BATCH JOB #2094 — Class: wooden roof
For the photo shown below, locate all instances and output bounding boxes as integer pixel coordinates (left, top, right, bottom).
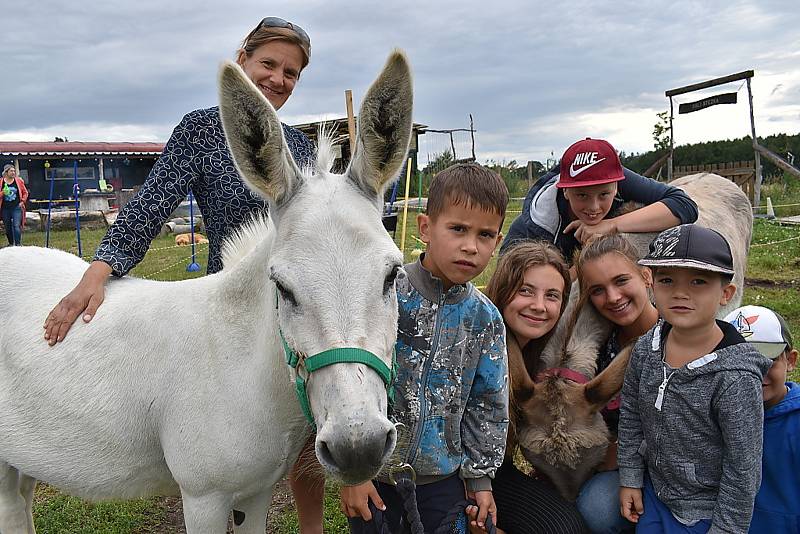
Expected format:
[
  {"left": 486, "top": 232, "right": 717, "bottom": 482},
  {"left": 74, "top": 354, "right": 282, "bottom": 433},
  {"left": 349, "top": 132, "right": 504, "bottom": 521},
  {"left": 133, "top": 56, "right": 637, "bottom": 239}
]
[{"left": 0, "top": 142, "right": 165, "bottom": 156}]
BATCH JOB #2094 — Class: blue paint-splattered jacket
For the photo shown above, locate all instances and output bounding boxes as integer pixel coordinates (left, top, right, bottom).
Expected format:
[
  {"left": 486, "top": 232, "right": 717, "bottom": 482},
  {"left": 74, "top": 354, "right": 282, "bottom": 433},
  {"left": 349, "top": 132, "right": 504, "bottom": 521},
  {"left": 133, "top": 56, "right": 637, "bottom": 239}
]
[
  {"left": 387, "top": 258, "right": 508, "bottom": 492},
  {"left": 94, "top": 106, "right": 314, "bottom": 276}
]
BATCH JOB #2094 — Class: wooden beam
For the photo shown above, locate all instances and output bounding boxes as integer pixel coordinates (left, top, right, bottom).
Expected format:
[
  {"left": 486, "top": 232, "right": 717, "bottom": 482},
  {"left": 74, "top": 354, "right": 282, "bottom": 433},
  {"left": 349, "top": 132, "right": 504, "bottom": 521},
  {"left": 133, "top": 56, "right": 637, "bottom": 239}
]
[
  {"left": 754, "top": 143, "right": 800, "bottom": 179},
  {"left": 665, "top": 70, "right": 754, "bottom": 97},
  {"left": 746, "top": 77, "right": 763, "bottom": 207},
  {"left": 345, "top": 90, "right": 356, "bottom": 154},
  {"left": 644, "top": 151, "right": 670, "bottom": 179}
]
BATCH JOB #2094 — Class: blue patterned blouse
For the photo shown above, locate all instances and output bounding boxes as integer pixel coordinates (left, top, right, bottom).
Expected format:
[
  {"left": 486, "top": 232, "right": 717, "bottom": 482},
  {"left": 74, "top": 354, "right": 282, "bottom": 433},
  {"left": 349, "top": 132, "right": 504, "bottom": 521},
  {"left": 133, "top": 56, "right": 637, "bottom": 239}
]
[{"left": 94, "top": 107, "right": 314, "bottom": 276}]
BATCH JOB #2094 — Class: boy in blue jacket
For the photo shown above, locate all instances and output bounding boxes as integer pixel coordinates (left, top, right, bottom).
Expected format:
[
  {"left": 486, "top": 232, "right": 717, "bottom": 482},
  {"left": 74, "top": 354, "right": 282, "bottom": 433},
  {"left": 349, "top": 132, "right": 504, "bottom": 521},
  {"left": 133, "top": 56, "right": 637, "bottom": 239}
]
[
  {"left": 724, "top": 305, "right": 799, "bottom": 532},
  {"left": 341, "top": 163, "right": 510, "bottom": 533}
]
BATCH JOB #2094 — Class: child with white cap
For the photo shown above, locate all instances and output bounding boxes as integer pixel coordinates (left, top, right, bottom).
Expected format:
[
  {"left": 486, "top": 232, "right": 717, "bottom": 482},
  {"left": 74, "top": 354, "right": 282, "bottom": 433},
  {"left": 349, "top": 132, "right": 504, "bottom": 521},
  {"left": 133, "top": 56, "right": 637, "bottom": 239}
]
[
  {"left": 617, "top": 224, "right": 772, "bottom": 533},
  {"left": 724, "top": 305, "right": 799, "bottom": 532}
]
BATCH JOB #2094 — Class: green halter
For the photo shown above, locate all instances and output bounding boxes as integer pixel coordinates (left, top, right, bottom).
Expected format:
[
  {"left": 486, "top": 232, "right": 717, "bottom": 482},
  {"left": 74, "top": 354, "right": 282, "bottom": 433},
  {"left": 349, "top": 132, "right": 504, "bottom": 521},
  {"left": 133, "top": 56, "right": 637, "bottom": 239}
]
[{"left": 279, "top": 328, "right": 397, "bottom": 428}]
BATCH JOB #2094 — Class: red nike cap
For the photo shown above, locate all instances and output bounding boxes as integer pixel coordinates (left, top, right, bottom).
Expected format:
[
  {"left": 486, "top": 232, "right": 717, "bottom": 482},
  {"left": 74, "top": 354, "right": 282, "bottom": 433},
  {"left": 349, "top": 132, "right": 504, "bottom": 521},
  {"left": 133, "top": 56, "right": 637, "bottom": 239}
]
[{"left": 557, "top": 138, "right": 626, "bottom": 188}]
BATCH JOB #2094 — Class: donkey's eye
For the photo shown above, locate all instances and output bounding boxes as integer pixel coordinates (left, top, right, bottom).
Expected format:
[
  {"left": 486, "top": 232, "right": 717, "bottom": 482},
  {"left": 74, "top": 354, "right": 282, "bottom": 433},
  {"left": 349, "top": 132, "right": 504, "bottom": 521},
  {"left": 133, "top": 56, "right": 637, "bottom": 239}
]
[
  {"left": 275, "top": 280, "right": 298, "bottom": 307},
  {"left": 384, "top": 265, "right": 400, "bottom": 295}
]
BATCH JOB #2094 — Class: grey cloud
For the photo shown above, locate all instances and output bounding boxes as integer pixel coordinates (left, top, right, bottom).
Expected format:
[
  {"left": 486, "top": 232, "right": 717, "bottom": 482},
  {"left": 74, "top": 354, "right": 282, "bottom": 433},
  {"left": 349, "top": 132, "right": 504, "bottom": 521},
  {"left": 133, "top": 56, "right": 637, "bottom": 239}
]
[{"left": 2, "top": 0, "right": 799, "bottom": 163}]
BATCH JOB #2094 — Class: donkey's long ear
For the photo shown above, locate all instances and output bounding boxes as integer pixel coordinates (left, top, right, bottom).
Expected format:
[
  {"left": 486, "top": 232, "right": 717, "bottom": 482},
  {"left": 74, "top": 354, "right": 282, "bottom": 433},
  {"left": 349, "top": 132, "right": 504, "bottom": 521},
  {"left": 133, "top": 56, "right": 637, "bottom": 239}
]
[
  {"left": 584, "top": 345, "right": 633, "bottom": 411},
  {"left": 507, "top": 334, "right": 536, "bottom": 403},
  {"left": 347, "top": 50, "right": 413, "bottom": 198},
  {"left": 218, "top": 61, "right": 303, "bottom": 206}
]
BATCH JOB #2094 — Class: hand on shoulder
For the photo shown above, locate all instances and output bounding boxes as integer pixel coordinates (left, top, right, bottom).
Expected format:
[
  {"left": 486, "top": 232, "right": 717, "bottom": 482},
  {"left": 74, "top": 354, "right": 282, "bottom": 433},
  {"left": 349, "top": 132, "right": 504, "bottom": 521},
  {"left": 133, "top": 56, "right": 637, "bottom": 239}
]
[{"left": 563, "top": 218, "right": 618, "bottom": 244}]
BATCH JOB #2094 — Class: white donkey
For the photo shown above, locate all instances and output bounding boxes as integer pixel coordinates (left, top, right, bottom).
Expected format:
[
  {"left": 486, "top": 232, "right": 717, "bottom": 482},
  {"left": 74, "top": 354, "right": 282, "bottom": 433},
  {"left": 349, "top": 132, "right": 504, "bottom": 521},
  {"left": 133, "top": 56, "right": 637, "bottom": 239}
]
[{"left": 0, "top": 51, "right": 414, "bottom": 533}]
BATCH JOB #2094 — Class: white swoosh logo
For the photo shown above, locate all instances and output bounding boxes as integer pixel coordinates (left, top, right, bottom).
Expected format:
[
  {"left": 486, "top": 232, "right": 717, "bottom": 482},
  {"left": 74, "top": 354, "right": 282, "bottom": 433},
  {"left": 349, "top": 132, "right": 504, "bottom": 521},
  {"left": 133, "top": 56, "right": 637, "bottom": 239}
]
[{"left": 569, "top": 157, "right": 606, "bottom": 178}]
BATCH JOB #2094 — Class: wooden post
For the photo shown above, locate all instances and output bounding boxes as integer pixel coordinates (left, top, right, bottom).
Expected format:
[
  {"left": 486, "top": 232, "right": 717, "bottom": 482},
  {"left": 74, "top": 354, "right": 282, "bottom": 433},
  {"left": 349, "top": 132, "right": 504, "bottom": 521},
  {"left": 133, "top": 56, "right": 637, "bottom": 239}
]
[
  {"left": 345, "top": 89, "right": 356, "bottom": 156},
  {"left": 746, "top": 77, "right": 762, "bottom": 207},
  {"left": 469, "top": 114, "right": 476, "bottom": 161},
  {"left": 399, "top": 158, "right": 413, "bottom": 255},
  {"left": 526, "top": 161, "right": 534, "bottom": 189},
  {"left": 668, "top": 96, "right": 674, "bottom": 181}
]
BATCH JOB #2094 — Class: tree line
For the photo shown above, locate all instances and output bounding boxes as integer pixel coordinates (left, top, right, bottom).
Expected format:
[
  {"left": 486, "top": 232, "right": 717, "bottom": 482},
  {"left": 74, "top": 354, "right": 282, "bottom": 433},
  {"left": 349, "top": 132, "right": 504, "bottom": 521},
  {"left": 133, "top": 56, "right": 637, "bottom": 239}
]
[
  {"left": 621, "top": 132, "right": 800, "bottom": 179},
  {"left": 412, "top": 132, "right": 799, "bottom": 202}
]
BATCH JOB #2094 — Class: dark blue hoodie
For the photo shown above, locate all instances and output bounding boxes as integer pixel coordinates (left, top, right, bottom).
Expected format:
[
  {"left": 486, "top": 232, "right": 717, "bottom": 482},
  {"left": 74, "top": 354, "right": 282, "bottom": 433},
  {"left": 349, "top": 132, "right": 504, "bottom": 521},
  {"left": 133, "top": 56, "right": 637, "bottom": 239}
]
[
  {"left": 501, "top": 166, "right": 698, "bottom": 261},
  {"left": 750, "top": 381, "right": 800, "bottom": 532}
]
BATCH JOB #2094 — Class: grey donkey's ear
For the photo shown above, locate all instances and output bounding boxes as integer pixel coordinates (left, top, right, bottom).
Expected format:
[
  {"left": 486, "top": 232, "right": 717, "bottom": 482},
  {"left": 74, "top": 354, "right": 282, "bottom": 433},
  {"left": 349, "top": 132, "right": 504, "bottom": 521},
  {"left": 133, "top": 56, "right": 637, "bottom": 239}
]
[
  {"left": 347, "top": 50, "right": 413, "bottom": 198},
  {"left": 218, "top": 60, "right": 303, "bottom": 206},
  {"left": 584, "top": 345, "right": 633, "bottom": 411}
]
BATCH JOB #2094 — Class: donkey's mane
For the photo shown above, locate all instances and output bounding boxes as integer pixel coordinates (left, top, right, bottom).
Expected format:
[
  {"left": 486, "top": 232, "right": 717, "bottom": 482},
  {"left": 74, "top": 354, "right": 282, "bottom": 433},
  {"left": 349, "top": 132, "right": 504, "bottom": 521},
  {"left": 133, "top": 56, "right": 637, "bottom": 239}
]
[
  {"left": 314, "top": 127, "right": 336, "bottom": 175},
  {"left": 221, "top": 213, "right": 272, "bottom": 270}
]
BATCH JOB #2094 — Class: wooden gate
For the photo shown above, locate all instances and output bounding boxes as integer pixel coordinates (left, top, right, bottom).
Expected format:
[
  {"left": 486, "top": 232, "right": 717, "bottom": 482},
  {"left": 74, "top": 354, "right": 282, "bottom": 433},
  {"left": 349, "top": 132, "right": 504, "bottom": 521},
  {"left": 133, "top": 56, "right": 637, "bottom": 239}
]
[{"left": 673, "top": 161, "right": 756, "bottom": 203}]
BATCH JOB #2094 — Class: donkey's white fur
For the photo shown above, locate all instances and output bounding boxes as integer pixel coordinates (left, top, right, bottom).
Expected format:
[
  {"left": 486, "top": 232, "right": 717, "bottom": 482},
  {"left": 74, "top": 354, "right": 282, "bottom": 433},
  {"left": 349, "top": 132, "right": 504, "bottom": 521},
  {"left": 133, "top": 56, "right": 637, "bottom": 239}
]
[{"left": 0, "top": 50, "right": 414, "bottom": 534}]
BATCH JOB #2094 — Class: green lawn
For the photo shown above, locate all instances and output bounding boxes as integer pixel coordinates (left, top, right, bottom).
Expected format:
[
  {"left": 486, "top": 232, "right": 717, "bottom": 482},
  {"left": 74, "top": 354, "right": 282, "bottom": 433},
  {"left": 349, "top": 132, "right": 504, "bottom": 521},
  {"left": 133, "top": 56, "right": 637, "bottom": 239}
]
[
  {"left": 32, "top": 485, "right": 167, "bottom": 534},
  {"left": 3, "top": 190, "right": 799, "bottom": 533}
]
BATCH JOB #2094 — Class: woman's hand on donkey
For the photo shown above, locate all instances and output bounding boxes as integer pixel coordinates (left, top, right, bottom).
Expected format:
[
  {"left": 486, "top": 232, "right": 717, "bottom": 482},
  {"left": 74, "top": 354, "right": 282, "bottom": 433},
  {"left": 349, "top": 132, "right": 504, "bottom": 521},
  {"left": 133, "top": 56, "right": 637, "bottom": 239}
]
[
  {"left": 43, "top": 260, "right": 112, "bottom": 345},
  {"left": 340, "top": 481, "right": 386, "bottom": 521}
]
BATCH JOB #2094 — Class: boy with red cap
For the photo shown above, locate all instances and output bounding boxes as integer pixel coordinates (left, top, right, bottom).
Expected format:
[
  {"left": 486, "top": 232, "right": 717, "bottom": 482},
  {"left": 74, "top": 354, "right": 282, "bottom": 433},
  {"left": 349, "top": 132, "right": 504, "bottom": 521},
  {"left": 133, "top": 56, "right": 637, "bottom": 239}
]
[{"left": 502, "top": 138, "right": 698, "bottom": 263}]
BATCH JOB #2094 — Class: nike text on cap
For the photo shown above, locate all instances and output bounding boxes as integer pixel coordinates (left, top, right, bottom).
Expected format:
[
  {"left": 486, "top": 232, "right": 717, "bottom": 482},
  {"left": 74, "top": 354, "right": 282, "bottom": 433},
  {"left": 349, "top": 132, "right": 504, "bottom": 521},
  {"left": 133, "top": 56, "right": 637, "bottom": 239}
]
[
  {"left": 638, "top": 224, "right": 735, "bottom": 276},
  {"left": 557, "top": 138, "right": 626, "bottom": 188},
  {"left": 723, "top": 305, "right": 793, "bottom": 359}
]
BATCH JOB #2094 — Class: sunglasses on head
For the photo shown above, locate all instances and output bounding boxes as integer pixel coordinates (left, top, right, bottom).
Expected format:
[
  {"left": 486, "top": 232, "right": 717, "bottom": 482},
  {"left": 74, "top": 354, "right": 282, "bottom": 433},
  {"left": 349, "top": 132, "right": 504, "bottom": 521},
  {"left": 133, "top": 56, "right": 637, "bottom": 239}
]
[{"left": 245, "top": 17, "right": 311, "bottom": 49}]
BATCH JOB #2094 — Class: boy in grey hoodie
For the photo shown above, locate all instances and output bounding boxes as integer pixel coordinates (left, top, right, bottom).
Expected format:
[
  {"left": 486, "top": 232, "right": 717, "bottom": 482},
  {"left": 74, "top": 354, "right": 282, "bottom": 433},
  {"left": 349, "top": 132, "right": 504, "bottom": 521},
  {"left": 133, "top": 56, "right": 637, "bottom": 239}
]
[{"left": 618, "top": 224, "right": 772, "bottom": 533}]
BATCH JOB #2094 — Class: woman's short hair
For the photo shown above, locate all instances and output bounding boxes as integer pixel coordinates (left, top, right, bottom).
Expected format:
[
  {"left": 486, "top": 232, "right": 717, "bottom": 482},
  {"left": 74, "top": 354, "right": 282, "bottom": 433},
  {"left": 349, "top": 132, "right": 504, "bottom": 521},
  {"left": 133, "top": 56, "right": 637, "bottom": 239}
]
[{"left": 240, "top": 25, "right": 311, "bottom": 70}]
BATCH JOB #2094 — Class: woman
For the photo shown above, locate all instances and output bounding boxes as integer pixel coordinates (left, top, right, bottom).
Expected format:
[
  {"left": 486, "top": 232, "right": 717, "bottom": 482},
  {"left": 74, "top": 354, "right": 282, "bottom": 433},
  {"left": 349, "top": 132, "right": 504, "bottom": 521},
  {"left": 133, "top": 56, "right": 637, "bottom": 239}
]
[
  {"left": 468, "top": 241, "right": 588, "bottom": 534},
  {"left": 1, "top": 164, "right": 28, "bottom": 246},
  {"left": 573, "top": 233, "right": 660, "bottom": 533},
  {"left": 44, "top": 16, "right": 313, "bottom": 339},
  {"left": 42, "top": 17, "right": 323, "bottom": 534},
  {"left": 501, "top": 138, "right": 698, "bottom": 267}
]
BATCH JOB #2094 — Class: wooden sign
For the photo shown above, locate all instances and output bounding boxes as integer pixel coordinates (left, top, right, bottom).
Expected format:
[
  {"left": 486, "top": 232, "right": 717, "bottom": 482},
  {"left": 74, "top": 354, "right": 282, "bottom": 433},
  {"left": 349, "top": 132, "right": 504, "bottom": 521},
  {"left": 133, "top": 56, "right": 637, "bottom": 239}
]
[{"left": 678, "top": 92, "right": 738, "bottom": 114}]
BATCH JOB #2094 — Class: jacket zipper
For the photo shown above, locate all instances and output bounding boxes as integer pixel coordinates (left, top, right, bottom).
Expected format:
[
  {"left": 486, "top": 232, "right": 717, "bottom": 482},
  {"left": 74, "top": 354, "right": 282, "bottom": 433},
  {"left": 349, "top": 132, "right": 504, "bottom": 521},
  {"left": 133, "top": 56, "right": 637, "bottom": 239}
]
[{"left": 406, "top": 287, "right": 446, "bottom": 467}]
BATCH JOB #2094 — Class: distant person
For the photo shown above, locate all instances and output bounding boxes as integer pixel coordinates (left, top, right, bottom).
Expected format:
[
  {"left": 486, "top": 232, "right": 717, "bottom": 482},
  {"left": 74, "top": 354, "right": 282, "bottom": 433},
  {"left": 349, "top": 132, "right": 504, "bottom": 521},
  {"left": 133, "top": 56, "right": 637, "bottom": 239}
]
[
  {"left": 618, "top": 224, "right": 772, "bottom": 533},
  {"left": 1, "top": 164, "right": 28, "bottom": 246},
  {"left": 501, "top": 138, "right": 698, "bottom": 268},
  {"left": 723, "top": 305, "right": 800, "bottom": 533},
  {"left": 42, "top": 17, "right": 324, "bottom": 534}
]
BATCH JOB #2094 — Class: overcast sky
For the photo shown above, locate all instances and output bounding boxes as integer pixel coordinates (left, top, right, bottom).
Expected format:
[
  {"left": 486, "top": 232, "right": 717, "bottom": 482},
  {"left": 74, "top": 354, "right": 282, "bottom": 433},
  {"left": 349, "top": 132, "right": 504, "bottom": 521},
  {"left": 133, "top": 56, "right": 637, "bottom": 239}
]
[{"left": 2, "top": 0, "right": 799, "bottom": 166}]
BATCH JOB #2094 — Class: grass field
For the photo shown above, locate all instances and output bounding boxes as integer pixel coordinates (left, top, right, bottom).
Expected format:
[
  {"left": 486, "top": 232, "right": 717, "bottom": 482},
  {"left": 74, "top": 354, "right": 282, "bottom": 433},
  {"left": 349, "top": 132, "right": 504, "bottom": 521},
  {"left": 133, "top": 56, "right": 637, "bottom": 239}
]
[{"left": 2, "top": 183, "right": 799, "bottom": 533}]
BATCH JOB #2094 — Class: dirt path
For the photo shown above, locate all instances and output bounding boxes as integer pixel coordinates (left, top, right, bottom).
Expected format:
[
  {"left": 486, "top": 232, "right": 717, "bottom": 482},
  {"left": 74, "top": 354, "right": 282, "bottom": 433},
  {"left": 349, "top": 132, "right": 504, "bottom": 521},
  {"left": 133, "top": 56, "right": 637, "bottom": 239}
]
[{"left": 745, "top": 277, "right": 798, "bottom": 290}]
